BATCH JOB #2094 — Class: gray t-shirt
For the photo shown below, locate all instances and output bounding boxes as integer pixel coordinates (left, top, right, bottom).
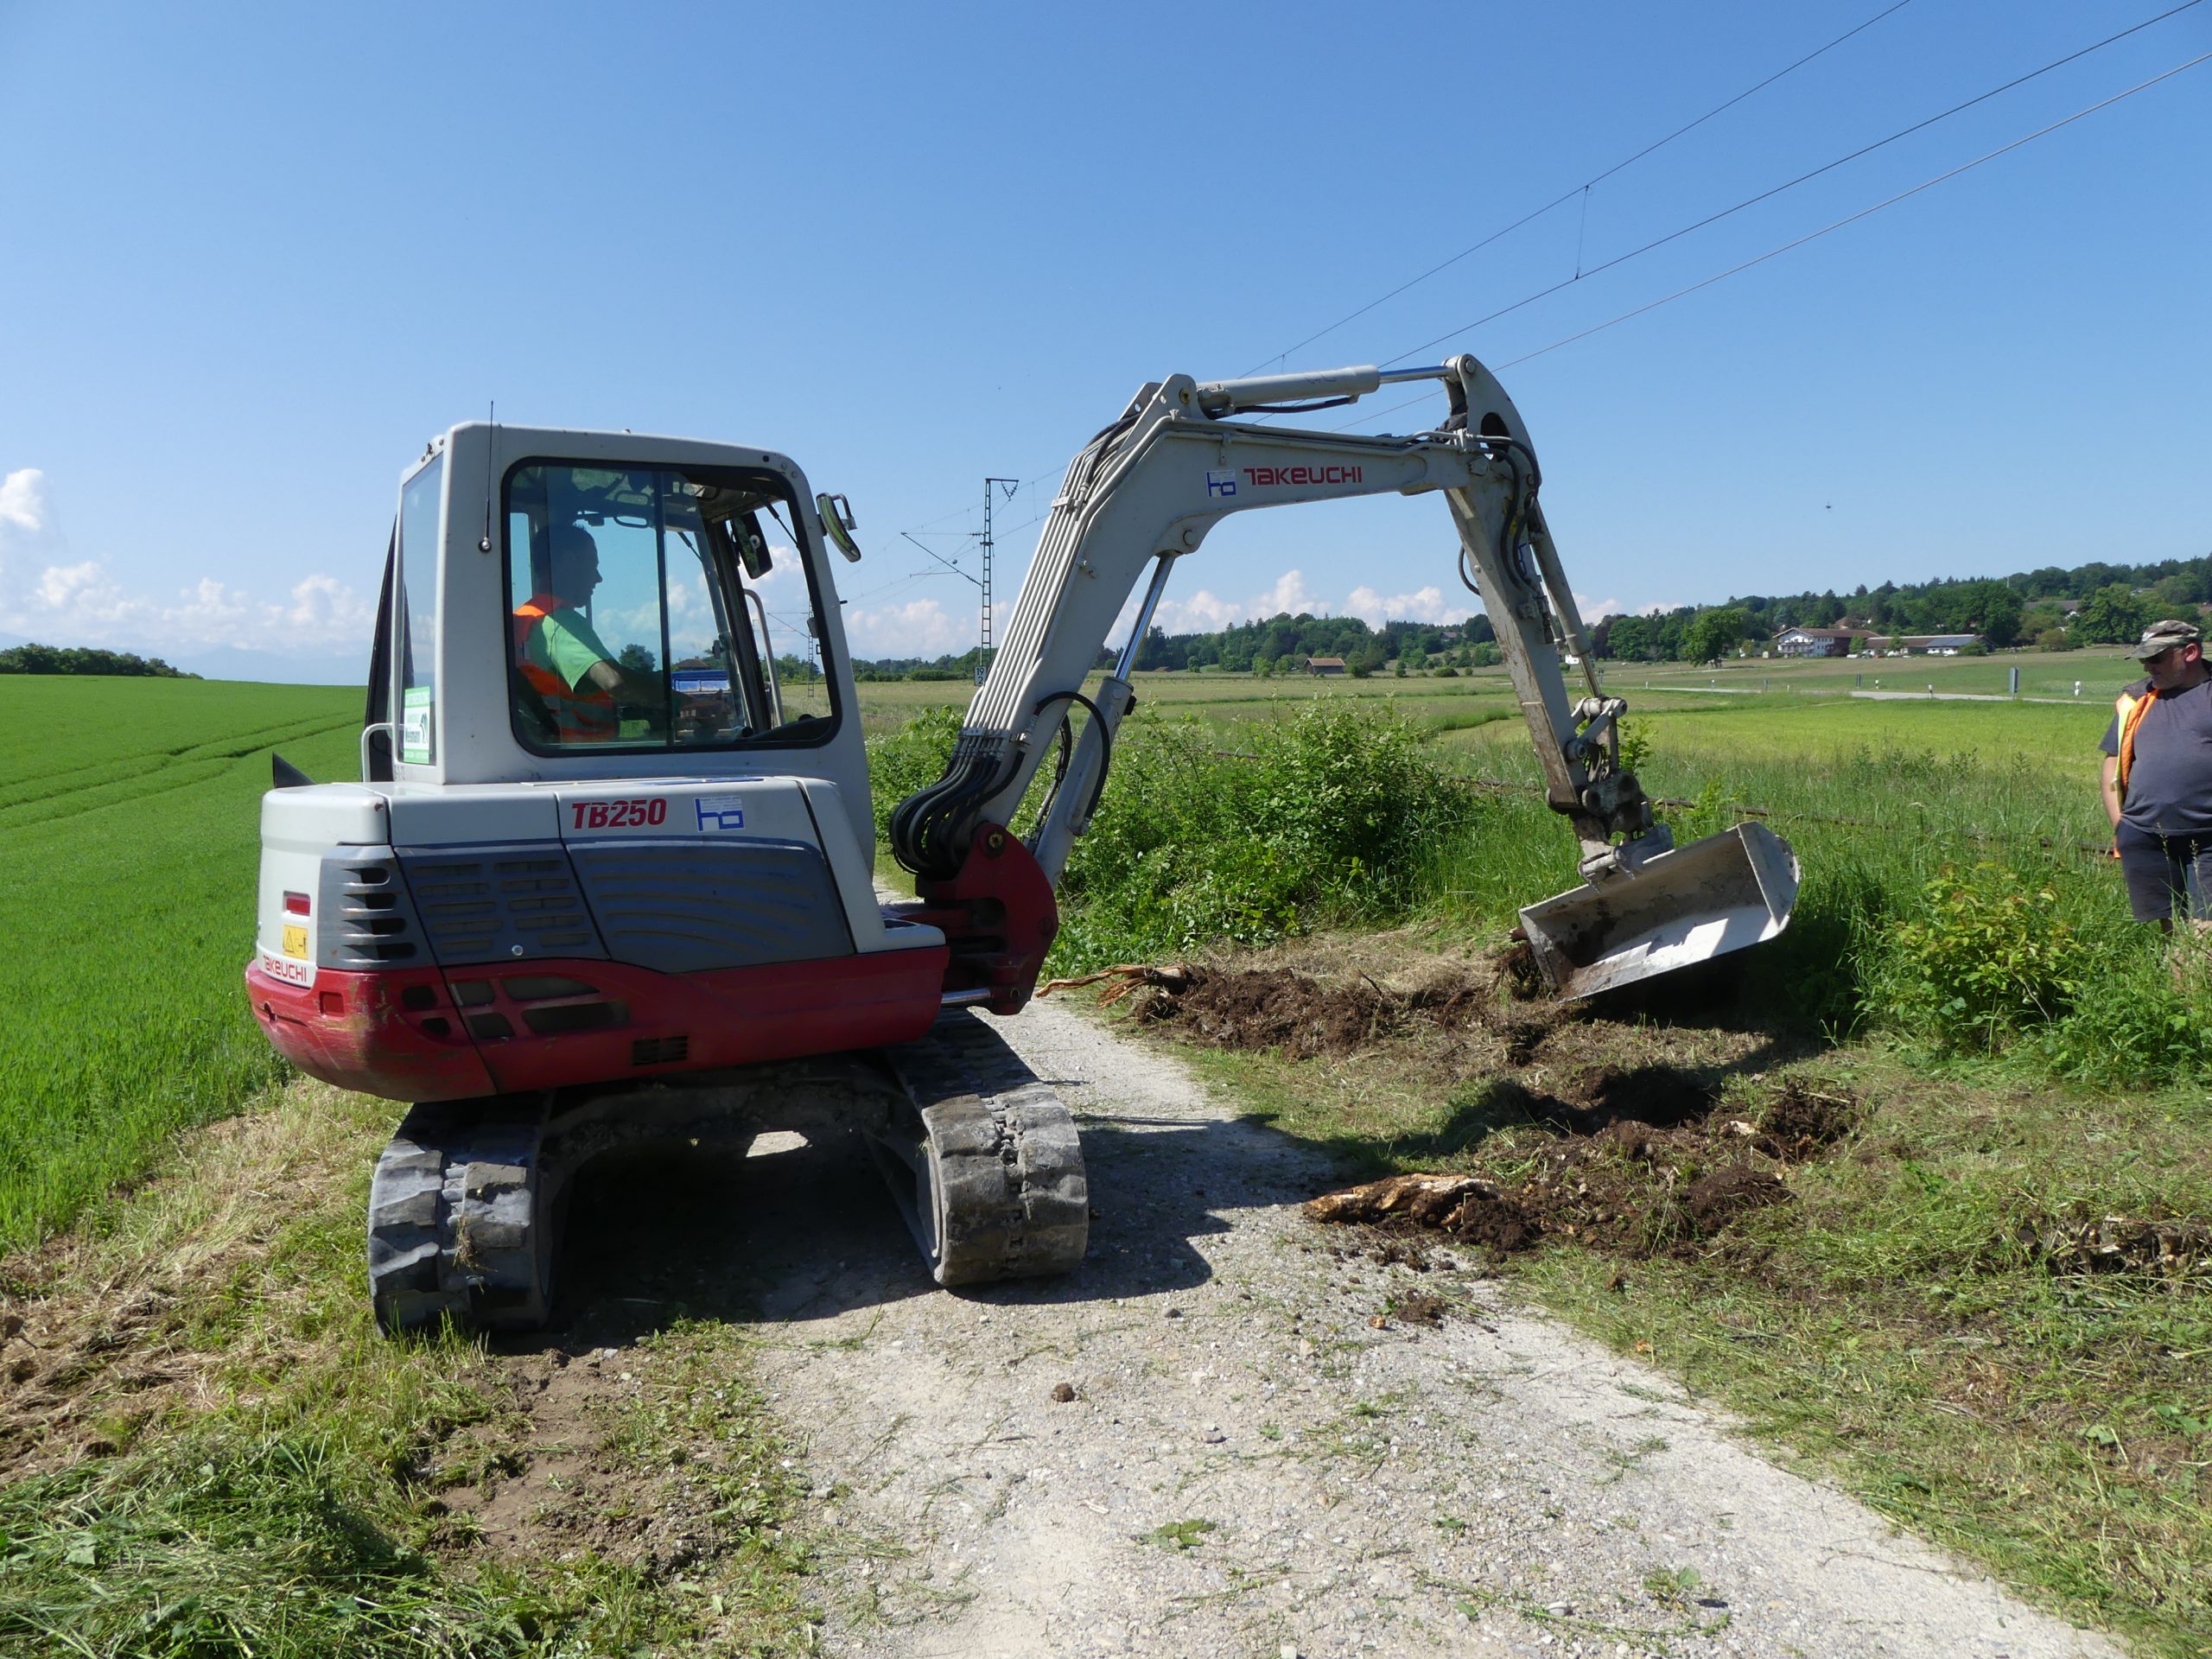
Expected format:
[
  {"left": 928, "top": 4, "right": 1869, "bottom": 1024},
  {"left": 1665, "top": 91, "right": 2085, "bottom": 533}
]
[{"left": 2101, "top": 675, "right": 2212, "bottom": 836}]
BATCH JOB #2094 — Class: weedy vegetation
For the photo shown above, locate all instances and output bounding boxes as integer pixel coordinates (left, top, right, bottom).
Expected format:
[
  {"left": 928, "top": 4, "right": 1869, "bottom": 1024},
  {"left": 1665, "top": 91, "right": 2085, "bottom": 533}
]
[
  {"left": 0, "top": 1083, "right": 816, "bottom": 1657},
  {"left": 854, "top": 664, "right": 2212, "bottom": 1655}
]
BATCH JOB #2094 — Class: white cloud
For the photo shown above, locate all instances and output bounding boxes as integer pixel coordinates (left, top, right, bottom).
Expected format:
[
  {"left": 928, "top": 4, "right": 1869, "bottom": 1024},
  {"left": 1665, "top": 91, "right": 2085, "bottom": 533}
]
[
  {"left": 0, "top": 467, "right": 54, "bottom": 536},
  {"left": 1255, "top": 569, "right": 1322, "bottom": 619},
  {"left": 1575, "top": 594, "right": 1623, "bottom": 620},
  {"left": 1344, "top": 583, "right": 1452, "bottom": 627},
  {"left": 0, "top": 467, "right": 377, "bottom": 656},
  {"left": 281, "top": 574, "right": 378, "bottom": 638},
  {"left": 1151, "top": 587, "right": 1244, "bottom": 635},
  {"left": 842, "top": 596, "right": 969, "bottom": 659}
]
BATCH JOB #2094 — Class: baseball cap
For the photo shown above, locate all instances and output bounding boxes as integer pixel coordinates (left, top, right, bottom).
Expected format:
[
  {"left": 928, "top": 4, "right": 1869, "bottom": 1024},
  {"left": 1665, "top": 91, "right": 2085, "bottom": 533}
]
[{"left": 2131, "top": 619, "right": 2203, "bottom": 659}]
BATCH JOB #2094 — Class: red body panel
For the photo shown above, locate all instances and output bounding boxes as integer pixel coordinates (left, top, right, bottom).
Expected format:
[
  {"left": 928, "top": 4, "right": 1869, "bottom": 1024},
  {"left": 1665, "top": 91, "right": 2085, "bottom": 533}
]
[
  {"left": 246, "top": 962, "right": 496, "bottom": 1101},
  {"left": 246, "top": 944, "right": 950, "bottom": 1103},
  {"left": 904, "top": 823, "right": 1059, "bottom": 1016}
]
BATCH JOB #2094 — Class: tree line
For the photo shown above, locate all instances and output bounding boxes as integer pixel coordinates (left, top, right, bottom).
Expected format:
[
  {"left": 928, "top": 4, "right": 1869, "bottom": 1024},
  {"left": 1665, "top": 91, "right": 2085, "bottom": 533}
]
[
  {"left": 916, "top": 548, "right": 2207, "bottom": 677},
  {"left": 0, "top": 644, "right": 196, "bottom": 677},
  {"left": 1597, "top": 551, "right": 2209, "bottom": 662}
]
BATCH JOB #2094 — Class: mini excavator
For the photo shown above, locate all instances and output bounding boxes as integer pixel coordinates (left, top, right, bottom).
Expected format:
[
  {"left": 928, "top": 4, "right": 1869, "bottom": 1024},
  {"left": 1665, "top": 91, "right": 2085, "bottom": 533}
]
[{"left": 245, "top": 356, "right": 1798, "bottom": 1332}]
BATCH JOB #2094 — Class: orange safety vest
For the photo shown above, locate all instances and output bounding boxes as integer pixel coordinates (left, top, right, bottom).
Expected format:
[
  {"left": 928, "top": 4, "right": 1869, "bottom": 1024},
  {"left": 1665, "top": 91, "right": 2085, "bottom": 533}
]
[
  {"left": 2113, "top": 683, "right": 2158, "bottom": 798},
  {"left": 512, "top": 595, "right": 619, "bottom": 742}
]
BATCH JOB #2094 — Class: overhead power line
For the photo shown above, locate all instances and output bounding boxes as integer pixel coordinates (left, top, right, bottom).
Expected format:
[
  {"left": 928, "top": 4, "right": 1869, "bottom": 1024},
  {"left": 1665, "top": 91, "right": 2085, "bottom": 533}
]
[
  {"left": 892, "top": 3, "right": 2202, "bottom": 582},
  {"left": 899, "top": 7, "right": 1924, "bottom": 550},
  {"left": 1374, "top": 0, "right": 2206, "bottom": 370},
  {"left": 1491, "top": 51, "right": 2212, "bottom": 372},
  {"left": 1236, "top": 0, "right": 1920, "bottom": 375},
  {"left": 1329, "top": 48, "right": 2212, "bottom": 431}
]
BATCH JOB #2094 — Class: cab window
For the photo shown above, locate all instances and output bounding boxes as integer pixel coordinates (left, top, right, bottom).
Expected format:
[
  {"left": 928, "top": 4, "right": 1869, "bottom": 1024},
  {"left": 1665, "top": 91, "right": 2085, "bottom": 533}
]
[
  {"left": 503, "top": 462, "right": 836, "bottom": 753},
  {"left": 396, "top": 455, "right": 442, "bottom": 764}
]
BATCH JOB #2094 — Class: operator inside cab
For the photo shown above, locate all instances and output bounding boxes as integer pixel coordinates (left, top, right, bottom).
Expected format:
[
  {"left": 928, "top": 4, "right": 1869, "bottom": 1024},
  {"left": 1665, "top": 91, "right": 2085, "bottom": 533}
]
[{"left": 512, "top": 524, "right": 666, "bottom": 742}]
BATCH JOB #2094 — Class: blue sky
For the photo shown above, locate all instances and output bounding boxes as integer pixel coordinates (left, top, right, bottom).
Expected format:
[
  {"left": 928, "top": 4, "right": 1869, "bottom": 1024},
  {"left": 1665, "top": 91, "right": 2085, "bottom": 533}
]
[{"left": 2, "top": 0, "right": 2206, "bottom": 681}]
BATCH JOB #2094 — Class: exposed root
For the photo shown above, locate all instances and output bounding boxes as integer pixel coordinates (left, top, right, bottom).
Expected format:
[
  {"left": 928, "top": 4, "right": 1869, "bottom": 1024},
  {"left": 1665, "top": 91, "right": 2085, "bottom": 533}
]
[{"left": 1038, "top": 963, "right": 1195, "bottom": 1007}]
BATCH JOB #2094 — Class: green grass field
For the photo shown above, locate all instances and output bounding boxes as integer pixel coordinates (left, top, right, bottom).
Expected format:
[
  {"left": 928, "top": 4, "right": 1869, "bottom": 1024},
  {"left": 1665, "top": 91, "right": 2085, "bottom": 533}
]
[{"left": 0, "top": 679, "right": 360, "bottom": 1251}]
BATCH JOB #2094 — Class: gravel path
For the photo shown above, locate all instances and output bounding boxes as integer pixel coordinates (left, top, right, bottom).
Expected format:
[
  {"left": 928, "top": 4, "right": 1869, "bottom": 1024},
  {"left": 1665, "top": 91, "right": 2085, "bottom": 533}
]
[{"left": 722, "top": 998, "right": 2120, "bottom": 1659}]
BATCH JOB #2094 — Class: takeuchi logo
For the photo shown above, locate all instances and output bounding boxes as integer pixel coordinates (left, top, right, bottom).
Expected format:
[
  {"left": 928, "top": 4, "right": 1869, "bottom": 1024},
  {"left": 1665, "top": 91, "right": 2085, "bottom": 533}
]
[{"left": 1243, "top": 464, "right": 1362, "bottom": 487}]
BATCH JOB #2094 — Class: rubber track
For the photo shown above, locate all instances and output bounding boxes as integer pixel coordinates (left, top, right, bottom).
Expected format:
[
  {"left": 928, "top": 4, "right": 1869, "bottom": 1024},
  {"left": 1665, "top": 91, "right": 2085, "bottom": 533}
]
[
  {"left": 367, "top": 1099, "right": 551, "bottom": 1334},
  {"left": 887, "top": 1011, "right": 1089, "bottom": 1286}
]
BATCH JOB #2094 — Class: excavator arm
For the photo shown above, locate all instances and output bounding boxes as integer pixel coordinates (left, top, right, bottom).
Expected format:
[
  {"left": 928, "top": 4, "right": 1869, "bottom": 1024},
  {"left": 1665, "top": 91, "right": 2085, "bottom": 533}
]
[{"left": 892, "top": 355, "right": 1796, "bottom": 1007}]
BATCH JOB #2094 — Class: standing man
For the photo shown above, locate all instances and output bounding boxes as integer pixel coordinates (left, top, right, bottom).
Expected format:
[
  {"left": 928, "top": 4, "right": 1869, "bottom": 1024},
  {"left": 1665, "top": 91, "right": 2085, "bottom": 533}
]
[{"left": 2100, "top": 619, "right": 2212, "bottom": 933}]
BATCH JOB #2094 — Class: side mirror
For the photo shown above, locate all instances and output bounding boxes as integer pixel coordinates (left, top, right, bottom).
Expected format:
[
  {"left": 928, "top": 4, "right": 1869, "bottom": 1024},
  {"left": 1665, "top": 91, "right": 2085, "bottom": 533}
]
[{"left": 817, "top": 493, "right": 862, "bottom": 563}]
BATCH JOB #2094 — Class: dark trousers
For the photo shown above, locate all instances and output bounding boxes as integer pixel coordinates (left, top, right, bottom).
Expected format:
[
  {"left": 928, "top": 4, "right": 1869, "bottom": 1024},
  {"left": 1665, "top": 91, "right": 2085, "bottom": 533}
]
[{"left": 2114, "top": 823, "right": 2212, "bottom": 922}]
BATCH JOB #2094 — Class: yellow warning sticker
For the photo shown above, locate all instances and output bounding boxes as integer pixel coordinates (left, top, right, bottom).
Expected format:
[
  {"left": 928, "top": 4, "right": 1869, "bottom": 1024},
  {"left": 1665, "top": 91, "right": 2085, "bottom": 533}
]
[{"left": 282, "top": 924, "right": 308, "bottom": 960}]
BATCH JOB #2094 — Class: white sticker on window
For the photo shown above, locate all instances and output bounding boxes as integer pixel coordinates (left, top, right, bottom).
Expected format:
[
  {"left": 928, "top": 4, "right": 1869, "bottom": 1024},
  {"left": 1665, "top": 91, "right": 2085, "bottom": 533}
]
[{"left": 401, "top": 687, "right": 434, "bottom": 764}]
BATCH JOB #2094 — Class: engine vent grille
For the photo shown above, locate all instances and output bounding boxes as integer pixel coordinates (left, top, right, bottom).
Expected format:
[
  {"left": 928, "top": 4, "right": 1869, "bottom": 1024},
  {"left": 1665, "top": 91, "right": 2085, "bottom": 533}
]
[
  {"left": 632, "top": 1034, "right": 690, "bottom": 1066},
  {"left": 318, "top": 855, "right": 426, "bottom": 966},
  {"left": 396, "top": 844, "right": 607, "bottom": 966}
]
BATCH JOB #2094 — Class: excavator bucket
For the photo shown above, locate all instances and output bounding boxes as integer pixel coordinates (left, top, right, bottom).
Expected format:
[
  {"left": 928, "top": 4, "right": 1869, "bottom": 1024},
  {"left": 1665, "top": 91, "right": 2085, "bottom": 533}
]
[{"left": 1518, "top": 822, "right": 1800, "bottom": 1001}]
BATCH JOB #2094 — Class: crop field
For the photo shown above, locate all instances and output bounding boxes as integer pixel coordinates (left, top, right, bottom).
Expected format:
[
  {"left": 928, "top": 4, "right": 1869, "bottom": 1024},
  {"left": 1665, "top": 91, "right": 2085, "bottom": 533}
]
[{"left": 0, "top": 678, "right": 359, "bottom": 1251}]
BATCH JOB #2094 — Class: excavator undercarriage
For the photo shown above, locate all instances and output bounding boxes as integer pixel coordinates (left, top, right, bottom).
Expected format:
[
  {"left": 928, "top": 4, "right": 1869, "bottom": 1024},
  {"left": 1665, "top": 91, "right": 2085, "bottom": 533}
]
[{"left": 365, "top": 1006, "right": 1087, "bottom": 1333}]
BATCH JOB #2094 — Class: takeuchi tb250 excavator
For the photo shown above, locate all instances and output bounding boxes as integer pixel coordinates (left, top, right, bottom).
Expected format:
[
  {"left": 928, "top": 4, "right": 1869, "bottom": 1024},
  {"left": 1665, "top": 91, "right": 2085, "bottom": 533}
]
[{"left": 245, "top": 356, "right": 1798, "bottom": 1332}]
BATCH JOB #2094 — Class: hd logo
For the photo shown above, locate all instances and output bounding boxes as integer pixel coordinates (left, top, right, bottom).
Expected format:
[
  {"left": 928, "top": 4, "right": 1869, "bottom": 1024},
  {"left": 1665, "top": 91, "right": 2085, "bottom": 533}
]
[{"left": 1205, "top": 469, "right": 1237, "bottom": 499}]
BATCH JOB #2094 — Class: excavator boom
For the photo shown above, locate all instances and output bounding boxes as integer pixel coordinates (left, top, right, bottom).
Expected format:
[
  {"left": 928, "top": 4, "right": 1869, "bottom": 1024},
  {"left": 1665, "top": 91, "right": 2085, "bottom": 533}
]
[{"left": 893, "top": 354, "right": 1796, "bottom": 1000}]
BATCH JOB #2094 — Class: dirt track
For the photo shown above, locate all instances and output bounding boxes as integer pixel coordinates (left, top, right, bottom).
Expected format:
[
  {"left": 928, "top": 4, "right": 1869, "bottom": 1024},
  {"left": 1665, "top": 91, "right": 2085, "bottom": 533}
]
[{"left": 506, "top": 997, "right": 2120, "bottom": 1659}]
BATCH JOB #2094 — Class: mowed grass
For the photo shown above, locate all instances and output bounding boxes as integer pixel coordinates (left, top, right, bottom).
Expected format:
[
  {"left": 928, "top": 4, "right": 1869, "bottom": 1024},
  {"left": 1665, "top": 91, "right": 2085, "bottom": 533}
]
[{"left": 0, "top": 678, "right": 359, "bottom": 1251}]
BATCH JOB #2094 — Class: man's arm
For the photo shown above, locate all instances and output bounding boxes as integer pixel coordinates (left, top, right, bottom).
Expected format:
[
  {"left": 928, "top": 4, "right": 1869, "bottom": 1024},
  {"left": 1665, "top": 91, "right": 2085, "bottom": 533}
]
[
  {"left": 580, "top": 657, "right": 664, "bottom": 707},
  {"left": 538, "top": 611, "right": 664, "bottom": 708},
  {"left": 2101, "top": 753, "right": 2124, "bottom": 830}
]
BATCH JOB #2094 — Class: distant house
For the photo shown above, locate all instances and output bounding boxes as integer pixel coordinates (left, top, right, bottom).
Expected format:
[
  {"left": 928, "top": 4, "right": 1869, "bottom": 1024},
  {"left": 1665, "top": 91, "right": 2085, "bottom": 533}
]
[
  {"left": 1306, "top": 656, "right": 1347, "bottom": 677},
  {"left": 1894, "top": 633, "right": 1980, "bottom": 656},
  {"left": 1774, "top": 626, "right": 1870, "bottom": 658}
]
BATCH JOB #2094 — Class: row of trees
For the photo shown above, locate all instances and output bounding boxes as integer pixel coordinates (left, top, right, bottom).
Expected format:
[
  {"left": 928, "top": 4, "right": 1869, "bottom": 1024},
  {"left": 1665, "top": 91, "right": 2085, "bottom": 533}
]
[
  {"left": 0, "top": 644, "right": 194, "bottom": 677},
  {"left": 834, "top": 550, "right": 2208, "bottom": 679},
  {"left": 1688, "top": 554, "right": 2211, "bottom": 656},
  {"left": 1127, "top": 612, "right": 1499, "bottom": 676}
]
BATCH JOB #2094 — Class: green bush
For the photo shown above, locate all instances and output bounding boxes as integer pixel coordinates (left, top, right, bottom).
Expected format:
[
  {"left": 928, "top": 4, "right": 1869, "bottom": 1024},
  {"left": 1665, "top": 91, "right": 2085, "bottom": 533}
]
[
  {"left": 1882, "top": 862, "right": 2084, "bottom": 1048},
  {"left": 1866, "top": 857, "right": 2212, "bottom": 1082},
  {"left": 863, "top": 704, "right": 962, "bottom": 841},
  {"left": 1051, "top": 700, "right": 1478, "bottom": 967}
]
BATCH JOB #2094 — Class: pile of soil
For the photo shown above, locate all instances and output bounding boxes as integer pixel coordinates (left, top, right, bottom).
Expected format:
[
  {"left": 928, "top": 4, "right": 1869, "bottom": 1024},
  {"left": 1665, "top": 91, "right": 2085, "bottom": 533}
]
[
  {"left": 1306, "top": 1065, "right": 1863, "bottom": 1265},
  {"left": 1112, "top": 955, "right": 1866, "bottom": 1270},
  {"left": 1114, "top": 961, "right": 1547, "bottom": 1060},
  {"left": 1300, "top": 1084, "right": 1858, "bottom": 1265}
]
